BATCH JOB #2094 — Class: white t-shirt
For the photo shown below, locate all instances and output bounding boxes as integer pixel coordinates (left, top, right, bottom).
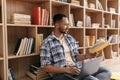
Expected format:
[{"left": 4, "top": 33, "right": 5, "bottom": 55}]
[{"left": 60, "top": 36, "right": 75, "bottom": 67}]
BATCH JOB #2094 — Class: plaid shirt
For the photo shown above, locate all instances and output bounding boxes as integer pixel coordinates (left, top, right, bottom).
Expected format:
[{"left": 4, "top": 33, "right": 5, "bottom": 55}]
[{"left": 40, "top": 32, "right": 80, "bottom": 68}]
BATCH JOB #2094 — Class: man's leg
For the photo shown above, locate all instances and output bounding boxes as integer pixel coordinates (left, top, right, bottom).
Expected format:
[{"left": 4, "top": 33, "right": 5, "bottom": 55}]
[
  {"left": 76, "top": 73, "right": 99, "bottom": 80},
  {"left": 52, "top": 73, "right": 78, "bottom": 80},
  {"left": 93, "top": 66, "right": 112, "bottom": 80},
  {"left": 83, "top": 75, "right": 99, "bottom": 80}
]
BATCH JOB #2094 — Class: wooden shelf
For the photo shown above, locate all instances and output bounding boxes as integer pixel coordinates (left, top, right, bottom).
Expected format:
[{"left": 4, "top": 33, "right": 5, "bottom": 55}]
[
  {"left": 18, "top": 0, "right": 49, "bottom": 3},
  {"left": 70, "top": 3, "right": 84, "bottom": 8},
  {"left": 0, "top": 57, "right": 4, "bottom": 60},
  {"left": 0, "top": 23, "right": 3, "bottom": 26},
  {"left": 1, "top": 0, "right": 120, "bottom": 80},
  {"left": 8, "top": 53, "right": 39, "bottom": 59},
  {"left": 52, "top": 1, "right": 69, "bottom": 6},
  {"left": 7, "top": 24, "right": 36, "bottom": 27}
]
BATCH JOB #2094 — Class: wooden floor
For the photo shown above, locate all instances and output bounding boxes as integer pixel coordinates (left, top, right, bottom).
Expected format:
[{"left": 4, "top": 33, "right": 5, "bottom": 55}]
[{"left": 100, "top": 56, "right": 120, "bottom": 72}]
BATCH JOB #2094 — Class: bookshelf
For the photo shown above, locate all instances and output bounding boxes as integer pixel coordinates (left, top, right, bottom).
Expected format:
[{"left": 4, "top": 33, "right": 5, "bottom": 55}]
[
  {"left": 1, "top": 0, "right": 120, "bottom": 80},
  {"left": 0, "top": 0, "right": 6, "bottom": 80}
]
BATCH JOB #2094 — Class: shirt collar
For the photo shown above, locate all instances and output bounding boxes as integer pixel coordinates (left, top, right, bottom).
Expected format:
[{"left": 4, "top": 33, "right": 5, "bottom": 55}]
[{"left": 51, "top": 31, "right": 67, "bottom": 40}]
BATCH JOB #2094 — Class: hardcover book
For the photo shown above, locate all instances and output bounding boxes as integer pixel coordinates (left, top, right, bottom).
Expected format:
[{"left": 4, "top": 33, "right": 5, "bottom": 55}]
[
  {"left": 32, "top": 7, "right": 41, "bottom": 25},
  {"left": 89, "top": 38, "right": 109, "bottom": 53}
]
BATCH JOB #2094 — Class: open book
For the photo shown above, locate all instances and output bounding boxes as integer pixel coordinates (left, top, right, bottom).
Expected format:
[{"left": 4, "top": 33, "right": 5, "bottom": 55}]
[{"left": 89, "top": 38, "right": 109, "bottom": 53}]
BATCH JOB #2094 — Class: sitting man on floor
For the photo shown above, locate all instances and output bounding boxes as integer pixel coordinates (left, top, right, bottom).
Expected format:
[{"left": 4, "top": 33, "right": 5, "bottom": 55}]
[{"left": 40, "top": 13, "right": 111, "bottom": 80}]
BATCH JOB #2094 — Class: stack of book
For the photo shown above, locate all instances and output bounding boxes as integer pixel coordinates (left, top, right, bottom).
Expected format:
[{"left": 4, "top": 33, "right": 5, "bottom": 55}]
[
  {"left": 11, "top": 13, "right": 31, "bottom": 24},
  {"left": 88, "top": 3, "right": 95, "bottom": 9},
  {"left": 55, "top": 0, "right": 67, "bottom": 2},
  {"left": 14, "top": 37, "right": 35, "bottom": 56},
  {"left": 76, "top": 21, "right": 83, "bottom": 27},
  {"left": 68, "top": 0, "right": 80, "bottom": 6},
  {"left": 26, "top": 64, "right": 50, "bottom": 80},
  {"left": 109, "top": 8, "right": 116, "bottom": 13},
  {"left": 92, "top": 23, "right": 100, "bottom": 28}
]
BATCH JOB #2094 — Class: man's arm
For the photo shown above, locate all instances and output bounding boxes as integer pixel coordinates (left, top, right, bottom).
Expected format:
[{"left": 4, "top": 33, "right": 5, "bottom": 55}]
[
  {"left": 43, "top": 65, "right": 80, "bottom": 75},
  {"left": 75, "top": 53, "right": 97, "bottom": 61}
]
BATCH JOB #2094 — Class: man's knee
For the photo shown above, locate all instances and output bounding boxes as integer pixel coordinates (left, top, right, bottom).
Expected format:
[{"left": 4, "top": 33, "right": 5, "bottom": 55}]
[{"left": 99, "top": 67, "right": 112, "bottom": 76}]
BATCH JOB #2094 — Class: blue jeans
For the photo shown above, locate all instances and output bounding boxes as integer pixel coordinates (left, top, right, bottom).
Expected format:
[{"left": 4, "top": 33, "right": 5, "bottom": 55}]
[{"left": 52, "top": 67, "right": 111, "bottom": 80}]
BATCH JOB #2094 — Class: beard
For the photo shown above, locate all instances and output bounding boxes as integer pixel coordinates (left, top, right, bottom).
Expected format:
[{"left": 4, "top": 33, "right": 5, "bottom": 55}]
[{"left": 59, "top": 27, "right": 68, "bottom": 34}]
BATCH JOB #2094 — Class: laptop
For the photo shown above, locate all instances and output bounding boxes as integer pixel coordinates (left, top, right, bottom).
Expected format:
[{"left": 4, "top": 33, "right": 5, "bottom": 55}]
[
  {"left": 63, "top": 56, "right": 103, "bottom": 80},
  {"left": 80, "top": 56, "right": 103, "bottom": 77}
]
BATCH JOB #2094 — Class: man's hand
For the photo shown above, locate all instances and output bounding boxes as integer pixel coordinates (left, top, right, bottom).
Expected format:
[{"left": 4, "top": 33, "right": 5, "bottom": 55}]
[
  {"left": 94, "top": 52, "right": 102, "bottom": 57},
  {"left": 85, "top": 51, "right": 102, "bottom": 59},
  {"left": 85, "top": 53, "right": 96, "bottom": 59},
  {"left": 65, "top": 67, "right": 81, "bottom": 75}
]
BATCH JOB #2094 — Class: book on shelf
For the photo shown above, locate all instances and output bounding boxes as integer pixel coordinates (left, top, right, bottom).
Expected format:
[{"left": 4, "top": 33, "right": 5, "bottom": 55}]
[
  {"left": 107, "top": 35, "right": 119, "bottom": 44},
  {"left": 88, "top": 3, "right": 95, "bottom": 9},
  {"left": 28, "top": 37, "right": 35, "bottom": 54},
  {"left": 32, "top": 7, "right": 41, "bottom": 25},
  {"left": 89, "top": 38, "right": 109, "bottom": 54},
  {"left": 85, "top": 36, "right": 95, "bottom": 46},
  {"left": 85, "top": 15, "right": 91, "bottom": 27},
  {"left": 32, "top": 7, "right": 49, "bottom": 25},
  {"left": 68, "top": 0, "right": 80, "bottom": 6},
  {"left": 37, "top": 34, "right": 43, "bottom": 54},
  {"left": 14, "top": 37, "right": 35, "bottom": 56},
  {"left": 111, "top": 50, "right": 118, "bottom": 58},
  {"left": 111, "top": 19, "right": 116, "bottom": 28},
  {"left": 89, "top": 36, "right": 95, "bottom": 46},
  {"left": 102, "top": 17, "right": 105, "bottom": 28},
  {"left": 111, "top": 35, "right": 119, "bottom": 43},
  {"left": 85, "top": 0, "right": 88, "bottom": 7},
  {"left": 85, "top": 36, "right": 89, "bottom": 46},
  {"left": 8, "top": 69, "right": 13, "bottom": 80},
  {"left": 11, "top": 13, "right": 31, "bottom": 24},
  {"left": 92, "top": 23, "right": 100, "bottom": 28},
  {"left": 23, "top": 38, "right": 31, "bottom": 55},
  {"left": 55, "top": 0, "right": 67, "bottom": 2},
  {"left": 8, "top": 68, "right": 15, "bottom": 80},
  {"left": 14, "top": 37, "right": 24, "bottom": 56},
  {"left": 23, "top": 38, "right": 29, "bottom": 55},
  {"left": 76, "top": 21, "right": 83, "bottom": 27},
  {"left": 109, "top": 7, "right": 116, "bottom": 13},
  {"left": 97, "top": 0, "right": 103, "bottom": 10},
  {"left": 69, "top": 13, "right": 75, "bottom": 27},
  {"left": 19, "top": 37, "right": 28, "bottom": 55}
]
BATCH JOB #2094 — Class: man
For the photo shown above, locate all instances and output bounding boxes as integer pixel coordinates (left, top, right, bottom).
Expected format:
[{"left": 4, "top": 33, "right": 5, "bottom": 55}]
[{"left": 40, "top": 14, "right": 111, "bottom": 80}]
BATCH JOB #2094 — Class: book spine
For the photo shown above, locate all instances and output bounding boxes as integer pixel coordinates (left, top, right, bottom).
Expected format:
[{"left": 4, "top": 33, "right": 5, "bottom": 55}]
[{"left": 32, "top": 7, "right": 41, "bottom": 25}]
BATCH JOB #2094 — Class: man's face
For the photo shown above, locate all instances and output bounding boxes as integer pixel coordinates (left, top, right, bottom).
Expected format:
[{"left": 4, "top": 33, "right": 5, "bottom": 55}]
[{"left": 58, "top": 17, "right": 69, "bottom": 34}]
